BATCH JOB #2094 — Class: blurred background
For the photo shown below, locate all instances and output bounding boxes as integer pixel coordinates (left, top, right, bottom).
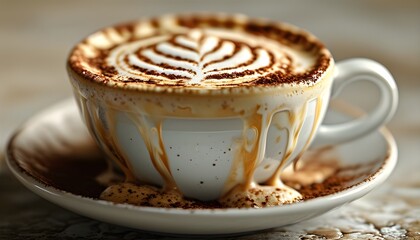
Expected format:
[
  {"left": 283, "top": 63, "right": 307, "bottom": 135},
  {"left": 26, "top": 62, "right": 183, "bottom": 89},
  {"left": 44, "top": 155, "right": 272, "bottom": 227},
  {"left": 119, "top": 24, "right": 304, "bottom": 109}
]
[
  {"left": 1, "top": 0, "right": 419, "bottom": 179},
  {"left": 0, "top": 0, "right": 419, "bottom": 238}
]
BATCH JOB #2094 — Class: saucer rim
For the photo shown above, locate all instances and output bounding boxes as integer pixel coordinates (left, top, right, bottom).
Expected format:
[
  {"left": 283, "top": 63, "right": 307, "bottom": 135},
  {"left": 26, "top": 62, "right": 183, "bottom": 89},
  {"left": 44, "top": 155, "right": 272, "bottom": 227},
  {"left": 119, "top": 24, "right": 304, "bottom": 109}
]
[{"left": 5, "top": 98, "right": 397, "bottom": 217}]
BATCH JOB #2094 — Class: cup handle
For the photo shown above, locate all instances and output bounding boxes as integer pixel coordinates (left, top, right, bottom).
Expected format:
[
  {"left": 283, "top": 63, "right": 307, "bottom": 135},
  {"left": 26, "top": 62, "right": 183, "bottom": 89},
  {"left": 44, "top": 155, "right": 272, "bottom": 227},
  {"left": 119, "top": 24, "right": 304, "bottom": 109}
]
[{"left": 312, "top": 58, "right": 398, "bottom": 148}]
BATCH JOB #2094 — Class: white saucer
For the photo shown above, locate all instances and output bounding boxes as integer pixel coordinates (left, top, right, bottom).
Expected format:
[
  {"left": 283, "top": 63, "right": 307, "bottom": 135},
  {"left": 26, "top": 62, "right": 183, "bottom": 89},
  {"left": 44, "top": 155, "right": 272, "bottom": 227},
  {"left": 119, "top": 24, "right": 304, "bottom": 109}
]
[{"left": 6, "top": 99, "right": 397, "bottom": 235}]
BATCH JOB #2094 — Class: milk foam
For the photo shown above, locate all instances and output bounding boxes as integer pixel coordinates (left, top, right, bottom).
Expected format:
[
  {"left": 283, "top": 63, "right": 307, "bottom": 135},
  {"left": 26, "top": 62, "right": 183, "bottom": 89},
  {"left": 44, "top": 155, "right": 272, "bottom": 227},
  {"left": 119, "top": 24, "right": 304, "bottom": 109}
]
[{"left": 71, "top": 15, "right": 330, "bottom": 89}]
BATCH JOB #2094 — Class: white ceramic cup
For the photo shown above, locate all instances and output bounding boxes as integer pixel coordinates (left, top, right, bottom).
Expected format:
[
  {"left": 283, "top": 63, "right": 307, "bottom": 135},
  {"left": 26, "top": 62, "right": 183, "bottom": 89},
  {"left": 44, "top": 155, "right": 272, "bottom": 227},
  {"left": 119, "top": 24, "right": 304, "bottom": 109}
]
[{"left": 68, "top": 17, "right": 398, "bottom": 202}]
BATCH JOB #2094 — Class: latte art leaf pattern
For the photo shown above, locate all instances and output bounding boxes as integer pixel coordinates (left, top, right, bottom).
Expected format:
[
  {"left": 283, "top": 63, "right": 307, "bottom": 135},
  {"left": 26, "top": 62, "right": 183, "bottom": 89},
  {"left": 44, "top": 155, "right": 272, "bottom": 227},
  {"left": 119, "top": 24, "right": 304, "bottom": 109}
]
[
  {"left": 69, "top": 14, "right": 332, "bottom": 89},
  {"left": 108, "top": 30, "right": 289, "bottom": 86}
]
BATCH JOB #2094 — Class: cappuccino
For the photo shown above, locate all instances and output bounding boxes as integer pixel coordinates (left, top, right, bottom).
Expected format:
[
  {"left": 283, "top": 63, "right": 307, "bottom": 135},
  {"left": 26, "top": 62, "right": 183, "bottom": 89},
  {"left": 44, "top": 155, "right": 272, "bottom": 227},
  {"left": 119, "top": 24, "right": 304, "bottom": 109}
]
[
  {"left": 68, "top": 14, "right": 334, "bottom": 206},
  {"left": 68, "top": 13, "right": 397, "bottom": 208}
]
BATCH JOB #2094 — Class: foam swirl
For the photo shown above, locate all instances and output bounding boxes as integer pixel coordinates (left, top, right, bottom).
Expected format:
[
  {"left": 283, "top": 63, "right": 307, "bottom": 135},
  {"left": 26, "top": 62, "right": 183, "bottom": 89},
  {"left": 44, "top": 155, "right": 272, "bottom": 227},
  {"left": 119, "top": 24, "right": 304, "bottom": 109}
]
[
  {"left": 107, "top": 29, "right": 295, "bottom": 86},
  {"left": 69, "top": 14, "right": 332, "bottom": 89}
]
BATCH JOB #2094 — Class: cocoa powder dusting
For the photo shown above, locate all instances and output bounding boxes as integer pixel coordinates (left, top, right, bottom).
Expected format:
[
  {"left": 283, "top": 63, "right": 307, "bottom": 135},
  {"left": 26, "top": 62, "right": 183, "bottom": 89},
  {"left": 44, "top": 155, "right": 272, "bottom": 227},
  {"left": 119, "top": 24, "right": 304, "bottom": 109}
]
[
  {"left": 68, "top": 14, "right": 332, "bottom": 88},
  {"left": 254, "top": 54, "right": 330, "bottom": 85},
  {"left": 286, "top": 171, "right": 358, "bottom": 200}
]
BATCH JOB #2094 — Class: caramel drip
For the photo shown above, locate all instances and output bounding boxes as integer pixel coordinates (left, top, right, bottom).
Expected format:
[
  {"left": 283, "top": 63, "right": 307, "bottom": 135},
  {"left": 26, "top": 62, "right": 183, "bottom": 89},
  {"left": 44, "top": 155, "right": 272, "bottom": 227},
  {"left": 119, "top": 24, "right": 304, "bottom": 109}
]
[
  {"left": 103, "top": 109, "right": 138, "bottom": 182},
  {"left": 293, "top": 97, "right": 324, "bottom": 171},
  {"left": 81, "top": 95, "right": 177, "bottom": 190},
  {"left": 80, "top": 93, "right": 325, "bottom": 202},
  {"left": 128, "top": 113, "right": 177, "bottom": 190},
  {"left": 78, "top": 97, "right": 100, "bottom": 143},
  {"left": 222, "top": 106, "right": 271, "bottom": 195},
  {"left": 266, "top": 103, "right": 307, "bottom": 186},
  {"left": 80, "top": 99, "right": 136, "bottom": 182}
]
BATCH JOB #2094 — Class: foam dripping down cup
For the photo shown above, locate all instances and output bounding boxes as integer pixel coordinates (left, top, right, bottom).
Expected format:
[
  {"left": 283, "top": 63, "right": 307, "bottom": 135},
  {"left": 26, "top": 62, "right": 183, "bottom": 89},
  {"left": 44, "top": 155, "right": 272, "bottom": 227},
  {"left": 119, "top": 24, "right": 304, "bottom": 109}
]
[{"left": 67, "top": 14, "right": 398, "bottom": 205}]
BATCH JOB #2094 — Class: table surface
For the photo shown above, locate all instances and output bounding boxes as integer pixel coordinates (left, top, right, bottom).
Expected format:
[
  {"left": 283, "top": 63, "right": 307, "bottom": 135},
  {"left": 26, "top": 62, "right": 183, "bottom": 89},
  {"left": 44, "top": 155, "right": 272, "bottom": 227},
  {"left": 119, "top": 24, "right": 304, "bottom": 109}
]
[{"left": 1, "top": 1, "right": 419, "bottom": 239}]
